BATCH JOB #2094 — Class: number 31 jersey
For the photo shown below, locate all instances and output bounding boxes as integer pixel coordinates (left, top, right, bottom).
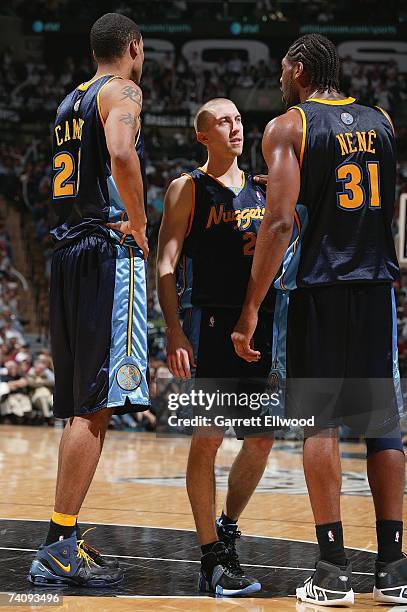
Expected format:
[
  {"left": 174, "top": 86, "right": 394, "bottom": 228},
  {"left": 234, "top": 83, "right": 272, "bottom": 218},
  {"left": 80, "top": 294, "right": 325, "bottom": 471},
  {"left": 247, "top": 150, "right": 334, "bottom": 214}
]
[
  {"left": 50, "top": 74, "right": 147, "bottom": 249},
  {"left": 291, "top": 98, "right": 399, "bottom": 286}
]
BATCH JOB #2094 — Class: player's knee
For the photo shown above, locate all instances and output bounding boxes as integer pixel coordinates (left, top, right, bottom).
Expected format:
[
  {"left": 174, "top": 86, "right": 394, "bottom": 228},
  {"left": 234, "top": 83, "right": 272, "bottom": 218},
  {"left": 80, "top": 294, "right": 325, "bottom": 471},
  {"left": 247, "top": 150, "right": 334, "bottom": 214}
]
[
  {"left": 190, "top": 433, "right": 224, "bottom": 454},
  {"left": 79, "top": 408, "right": 113, "bottom": 430},
  {"left": 242, "top": 435, "right": 274, "bottom": 456}
]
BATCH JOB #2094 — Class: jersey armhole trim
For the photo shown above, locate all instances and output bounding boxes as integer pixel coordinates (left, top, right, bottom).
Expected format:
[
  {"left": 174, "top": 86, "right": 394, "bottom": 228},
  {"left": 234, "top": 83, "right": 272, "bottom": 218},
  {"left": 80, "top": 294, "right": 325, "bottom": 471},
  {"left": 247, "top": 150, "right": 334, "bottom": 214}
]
[
  {"left": 96, "top": 75, "right": 124, "bottom": 128},
  {"left": 181, "top": 173, "right": 196, "bottom": 238},
  {"left": 375, "top": 106, "right": 395, "bottom": 136},
  {"left": 290, "top": 106, "right": 306, "bottom": 169}
]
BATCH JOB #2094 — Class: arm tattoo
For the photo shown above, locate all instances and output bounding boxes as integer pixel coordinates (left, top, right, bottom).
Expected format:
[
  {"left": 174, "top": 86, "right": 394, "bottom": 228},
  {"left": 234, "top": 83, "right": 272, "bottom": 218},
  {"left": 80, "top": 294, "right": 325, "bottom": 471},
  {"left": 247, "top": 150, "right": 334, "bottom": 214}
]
[
  {"left": 120, "top": 85, "right": 142, "bottom": 108},
  {"left": 119, "top": 112, "right": 139, "bottom": 130}
]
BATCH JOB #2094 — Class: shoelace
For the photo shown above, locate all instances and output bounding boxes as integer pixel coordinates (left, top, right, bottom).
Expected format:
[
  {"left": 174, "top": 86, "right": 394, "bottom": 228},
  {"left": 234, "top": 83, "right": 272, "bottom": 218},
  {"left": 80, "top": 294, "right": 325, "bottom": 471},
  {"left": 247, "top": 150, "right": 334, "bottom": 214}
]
[
  {"left": 76, "top": 539, "right": 98, "bottom": 568},
  {"left": 76, "top": 527, "right": 99, "bottom": 568},
  {"left": 222, "top": 526, "right": 243, "bottom": 576},
  {"left": 80, "top": 527, "right": 102, "bottom": 558}
]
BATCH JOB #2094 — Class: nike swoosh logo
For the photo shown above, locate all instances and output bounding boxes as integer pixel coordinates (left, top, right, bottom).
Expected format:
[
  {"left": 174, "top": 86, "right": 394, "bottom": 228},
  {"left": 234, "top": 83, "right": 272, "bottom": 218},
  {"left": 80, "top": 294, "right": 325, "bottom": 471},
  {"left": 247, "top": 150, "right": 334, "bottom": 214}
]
[{"left": 47, "top": 553, "right": 71, "bottom": 573}]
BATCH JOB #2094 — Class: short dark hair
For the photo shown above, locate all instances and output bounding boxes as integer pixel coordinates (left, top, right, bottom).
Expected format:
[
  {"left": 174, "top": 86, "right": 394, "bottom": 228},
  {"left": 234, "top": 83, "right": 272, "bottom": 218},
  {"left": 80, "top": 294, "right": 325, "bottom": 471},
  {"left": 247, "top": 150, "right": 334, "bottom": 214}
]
[
  {"left": 90, "top": 13, "right": 141, "bottom": 62},
  {"left": 287, "top": 33, "right": 340, "bottom": 92}
]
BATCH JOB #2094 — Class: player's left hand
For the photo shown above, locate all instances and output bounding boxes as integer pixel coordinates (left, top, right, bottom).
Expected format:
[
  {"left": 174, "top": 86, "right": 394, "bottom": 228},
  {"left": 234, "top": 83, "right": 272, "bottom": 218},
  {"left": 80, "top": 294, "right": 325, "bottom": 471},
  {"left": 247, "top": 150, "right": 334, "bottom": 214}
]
[
  {"left": 106, "top": 220, "right": 149, "bottom": 260},
  {"left": 253, "top": 174, "right": 268, "bottom": 186},
  {"left": 231, "top": 309, "right": 261, "bottom": 362}
]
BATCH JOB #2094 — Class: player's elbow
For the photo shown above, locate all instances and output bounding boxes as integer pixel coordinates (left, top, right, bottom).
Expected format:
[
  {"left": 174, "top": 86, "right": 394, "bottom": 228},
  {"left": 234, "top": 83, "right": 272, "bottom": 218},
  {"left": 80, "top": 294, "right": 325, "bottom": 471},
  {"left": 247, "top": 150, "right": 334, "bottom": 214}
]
[
  {"left": 110, "top": 146, "right": 137, "bottom": 167},
  {"left": 263, "top": 213, "right": 293, "bottom": 236}
]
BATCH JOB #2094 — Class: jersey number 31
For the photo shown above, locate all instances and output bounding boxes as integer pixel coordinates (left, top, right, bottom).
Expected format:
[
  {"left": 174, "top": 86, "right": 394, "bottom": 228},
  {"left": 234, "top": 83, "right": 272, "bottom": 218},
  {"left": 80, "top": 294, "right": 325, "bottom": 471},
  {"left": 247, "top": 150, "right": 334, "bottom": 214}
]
[{"left": 335, "top": 162, "right": 381, "bottom": 210}]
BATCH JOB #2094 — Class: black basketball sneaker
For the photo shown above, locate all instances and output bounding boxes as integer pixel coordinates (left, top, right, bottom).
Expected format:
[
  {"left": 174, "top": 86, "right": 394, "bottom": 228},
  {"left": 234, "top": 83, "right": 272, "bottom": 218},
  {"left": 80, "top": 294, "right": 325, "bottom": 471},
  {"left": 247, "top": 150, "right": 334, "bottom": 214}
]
[
  {"left": 198, "top": 541, "right": 261, "bottom": 596},
  {"left": 373, "top": 555, "right": 407, "bottom": 603},
  {"left": 296, "top": 560, "right": 354, "bottom": 606},
  {"left": 216, "top": 518, "right": 245, "bottom": 577}
]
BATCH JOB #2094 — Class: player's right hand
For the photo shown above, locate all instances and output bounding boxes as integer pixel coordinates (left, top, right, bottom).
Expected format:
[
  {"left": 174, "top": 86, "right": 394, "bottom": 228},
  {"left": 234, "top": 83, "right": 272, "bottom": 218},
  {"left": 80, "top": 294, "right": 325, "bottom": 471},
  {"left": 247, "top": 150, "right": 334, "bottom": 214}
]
[
  {"left": 106, "top": 220, "right": 149, "bottom": 260},
  {"left": 131, "top": 228, "right": 149, "bottom": 260},
  {"left": 166, "top": 328, "right": 196, "bottom": 379}
]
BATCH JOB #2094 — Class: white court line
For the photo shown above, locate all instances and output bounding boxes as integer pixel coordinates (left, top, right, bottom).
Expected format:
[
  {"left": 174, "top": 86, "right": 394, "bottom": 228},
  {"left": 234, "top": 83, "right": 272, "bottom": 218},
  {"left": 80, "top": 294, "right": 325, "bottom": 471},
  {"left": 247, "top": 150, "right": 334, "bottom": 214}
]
[
  {"left": 0, "top": 517, "right": 378, "bottom": 554},
  {"left": 0, "top": 546, "right": 374, "bottom": 576}
]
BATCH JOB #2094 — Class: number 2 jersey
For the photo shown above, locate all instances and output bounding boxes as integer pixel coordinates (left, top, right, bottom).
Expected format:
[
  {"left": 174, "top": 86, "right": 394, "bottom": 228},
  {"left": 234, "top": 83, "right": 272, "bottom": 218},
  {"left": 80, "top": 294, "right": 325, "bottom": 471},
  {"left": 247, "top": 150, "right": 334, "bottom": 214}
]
[
  {"left": 50, "top": 74, "right": 147, "bottom": 249},
  {"left": 177, "top": 167, "right": 303, "bottom": 311},
  {"left": 290, "top": 97, "right": 399, "bottom": 286}
]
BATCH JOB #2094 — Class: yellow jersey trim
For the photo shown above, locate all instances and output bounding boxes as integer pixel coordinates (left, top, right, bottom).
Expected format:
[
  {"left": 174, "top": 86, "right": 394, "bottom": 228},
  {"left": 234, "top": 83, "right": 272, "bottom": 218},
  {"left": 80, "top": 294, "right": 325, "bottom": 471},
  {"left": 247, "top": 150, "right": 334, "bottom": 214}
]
[
  {"left": 135, "top": 124, "right": 141, "bottom": 147},
  {"left": 290, "top": 106, "right": 306, "bottom": 169},
  {"left": 180, "top": 174, "right": 196, "bottom": 239},
  {"left": 127, "top": 247, "right": 135, "bottom": 357},
  {"left": 197, "top": 167, "right": 245, "bottom": 191},
  {"left": 77, "top": 75, "right": 104, "bottom": 91},
  {"left": 307, "top": 97, "right": 356, "bottom": 106},
  {"left": 375, "top": 106, "right": 395, "bottom": 136},
  {"left": 96, "top": 75, "right": 123, "bottom": 129}
]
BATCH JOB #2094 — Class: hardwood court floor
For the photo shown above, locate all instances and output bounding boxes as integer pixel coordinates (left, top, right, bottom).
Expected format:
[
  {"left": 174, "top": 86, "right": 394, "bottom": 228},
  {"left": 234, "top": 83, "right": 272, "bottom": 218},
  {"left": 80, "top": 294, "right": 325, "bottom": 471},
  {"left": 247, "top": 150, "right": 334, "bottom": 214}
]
[{"left": 0, "top": 425, "right": 405, "bottom": 611}]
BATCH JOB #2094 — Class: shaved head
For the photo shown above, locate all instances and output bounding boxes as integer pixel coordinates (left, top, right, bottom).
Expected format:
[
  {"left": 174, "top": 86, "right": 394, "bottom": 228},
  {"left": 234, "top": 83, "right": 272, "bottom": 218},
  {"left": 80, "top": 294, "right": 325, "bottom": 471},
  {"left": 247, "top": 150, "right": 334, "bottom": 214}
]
[
  {"left": 194, "top": 98, "right": 237, "bottom": 132},
  {"left": 193, "top": 97, "right": 243, "bottom": 157}
]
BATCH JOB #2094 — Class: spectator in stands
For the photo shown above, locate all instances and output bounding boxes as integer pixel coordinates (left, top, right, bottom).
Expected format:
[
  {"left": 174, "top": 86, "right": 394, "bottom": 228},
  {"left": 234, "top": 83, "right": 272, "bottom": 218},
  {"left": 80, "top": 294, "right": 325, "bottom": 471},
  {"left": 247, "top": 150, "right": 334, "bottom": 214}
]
[
  {"left": 1, "top": 360, "right": 31, "bottom": 421},
  {"left": 27, "top": 358, "right": 54, "bottom": 421}
]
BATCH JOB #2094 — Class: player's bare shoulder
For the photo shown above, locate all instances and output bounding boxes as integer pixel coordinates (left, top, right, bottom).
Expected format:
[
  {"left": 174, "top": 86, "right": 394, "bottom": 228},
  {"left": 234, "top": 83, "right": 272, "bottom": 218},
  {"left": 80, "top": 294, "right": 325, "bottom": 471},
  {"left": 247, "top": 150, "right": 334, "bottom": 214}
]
[
  {"left": 264, "top": 110, "right": 302, "bottom": 142},
  {"left": 263, "top": 109, "right": 303, "bottom": 160},
  {"left": 164, "top": 174, "right": 194, "bottom": 215},
  {"left": 99, "top": 78, "right": 143, "bottom": 127},
  {"left": 102, "top": 78, "right": 142, "bottom": 108}
]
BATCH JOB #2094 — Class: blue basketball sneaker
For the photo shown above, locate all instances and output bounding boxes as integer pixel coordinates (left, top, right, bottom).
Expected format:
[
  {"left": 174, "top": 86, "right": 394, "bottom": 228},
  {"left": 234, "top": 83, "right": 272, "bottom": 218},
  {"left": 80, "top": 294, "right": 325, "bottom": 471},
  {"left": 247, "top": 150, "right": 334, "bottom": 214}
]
[{"left": 28, "top": 534, "right": 123, "bottom": 587}]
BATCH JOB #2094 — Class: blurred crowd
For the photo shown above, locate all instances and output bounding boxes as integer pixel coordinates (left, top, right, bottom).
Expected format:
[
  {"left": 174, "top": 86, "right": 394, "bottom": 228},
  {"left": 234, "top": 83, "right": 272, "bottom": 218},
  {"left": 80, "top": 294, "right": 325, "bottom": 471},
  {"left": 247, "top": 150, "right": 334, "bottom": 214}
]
[
  {"left": 1, "top": 0, "right": 400, "bottom": 24},
  {"left": 0, "top": 220, "right": 56, "bottom": 424}
]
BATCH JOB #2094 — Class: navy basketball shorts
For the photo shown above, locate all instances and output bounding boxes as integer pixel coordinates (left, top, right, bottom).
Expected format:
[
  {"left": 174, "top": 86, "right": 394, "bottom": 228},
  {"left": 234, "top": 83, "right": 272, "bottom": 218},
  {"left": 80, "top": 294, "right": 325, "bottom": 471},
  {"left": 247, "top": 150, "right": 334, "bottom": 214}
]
[
  {"left": 285, "top": 282, "right": 404, "bottom": 436},
  {"left": 182, "top": 305, "right": 277, "bottom": 438},
  {"left": 50, "top": 235, "right": 150, "bottom": 418}
]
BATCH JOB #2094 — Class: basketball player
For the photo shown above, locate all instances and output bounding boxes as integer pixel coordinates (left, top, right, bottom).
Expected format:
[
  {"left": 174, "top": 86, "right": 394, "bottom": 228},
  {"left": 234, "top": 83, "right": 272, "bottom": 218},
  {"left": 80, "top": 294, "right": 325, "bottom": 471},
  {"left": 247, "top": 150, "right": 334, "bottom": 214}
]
[
  {"left": 29, "top": 13, "right": 149, "bottom": 586},
  {"left": 157, "top": 98, "right": 299, "bottom": 596},
  {"left": 232, "top": 34, "right": 406, "bottom": 606}
]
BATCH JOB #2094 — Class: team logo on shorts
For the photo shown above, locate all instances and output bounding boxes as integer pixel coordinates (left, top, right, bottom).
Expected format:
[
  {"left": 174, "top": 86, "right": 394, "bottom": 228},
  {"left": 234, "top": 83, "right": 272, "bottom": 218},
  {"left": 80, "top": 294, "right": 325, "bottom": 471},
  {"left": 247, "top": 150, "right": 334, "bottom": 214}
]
[
  {"left": 340, "top": 112, "right": 354, "bottom": 125},
  {"left": 116, "top": 364, "right": 142, "bottom": 391}
]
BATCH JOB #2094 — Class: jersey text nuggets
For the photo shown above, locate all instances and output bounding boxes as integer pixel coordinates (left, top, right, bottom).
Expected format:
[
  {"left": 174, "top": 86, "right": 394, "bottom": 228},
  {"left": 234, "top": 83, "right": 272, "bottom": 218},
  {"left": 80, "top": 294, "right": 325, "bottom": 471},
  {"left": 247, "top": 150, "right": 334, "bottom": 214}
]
[{"left": 206, "top": 204, "right": 265, "bottom": 230}]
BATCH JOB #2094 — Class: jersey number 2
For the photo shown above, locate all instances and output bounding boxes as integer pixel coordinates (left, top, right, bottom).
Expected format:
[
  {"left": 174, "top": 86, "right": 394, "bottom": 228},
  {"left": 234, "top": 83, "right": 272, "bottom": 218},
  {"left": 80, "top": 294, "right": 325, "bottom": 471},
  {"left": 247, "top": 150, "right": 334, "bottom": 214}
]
[
  {"left": 243, "top": 232, "right": 256, "bottom": 256},
  {"left": 336, "top": 162, "right": 381, "bottom": 210},
  {"left": 53, "top": 152, "right": 78, "bottom": 198}
]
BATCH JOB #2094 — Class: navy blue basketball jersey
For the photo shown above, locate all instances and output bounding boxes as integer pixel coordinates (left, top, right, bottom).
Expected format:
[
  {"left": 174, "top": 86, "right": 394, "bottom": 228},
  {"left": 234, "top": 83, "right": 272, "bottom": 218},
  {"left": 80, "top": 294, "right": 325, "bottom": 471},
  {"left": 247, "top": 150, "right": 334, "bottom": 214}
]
[
  {"left": 291, "top": 98, "right": 399, "bottom": 286},
  {"left": 50, "top": 74, "right": 147, "bottom": 249},
  {"left": 177, "top": 168, "right": 276, "bottom": 311}
]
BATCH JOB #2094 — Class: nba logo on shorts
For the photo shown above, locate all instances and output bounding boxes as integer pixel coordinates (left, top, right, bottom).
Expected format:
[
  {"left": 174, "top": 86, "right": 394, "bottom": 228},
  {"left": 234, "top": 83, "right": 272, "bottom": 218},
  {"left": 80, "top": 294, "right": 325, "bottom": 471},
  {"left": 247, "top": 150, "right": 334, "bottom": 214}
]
[{"left": 209, "top": 316, "right": 215, "bottom": 328}]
